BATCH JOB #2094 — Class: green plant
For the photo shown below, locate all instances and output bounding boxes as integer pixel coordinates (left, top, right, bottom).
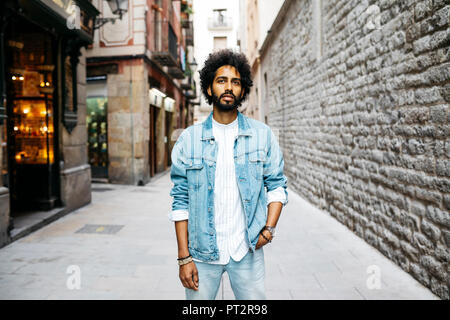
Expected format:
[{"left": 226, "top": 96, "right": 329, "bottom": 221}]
[{"left": 181, "top": 4, "right": 193, "bottom": 15}]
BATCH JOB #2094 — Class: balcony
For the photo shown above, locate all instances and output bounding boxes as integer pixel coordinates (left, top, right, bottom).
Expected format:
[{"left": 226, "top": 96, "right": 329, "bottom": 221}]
[
  {"left": 208, "top": 15, "right": 232, "bottom": 30},
  {"left": 180, "top": 77, "right": 192, "bottom": 90},
  {"left": 168, "top": 66, "right": 185, "bottom": 79},
  {"left": 151, "top": 20, "right": 178, "bottom": 67},
  {"left": 181, "top": 12, "right": 190, "bottom": 28}
]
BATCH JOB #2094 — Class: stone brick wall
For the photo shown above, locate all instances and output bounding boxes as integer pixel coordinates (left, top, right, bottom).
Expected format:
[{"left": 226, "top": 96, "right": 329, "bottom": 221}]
[{"left": 260, "top": 0, "right": 449, "bottom": 299}]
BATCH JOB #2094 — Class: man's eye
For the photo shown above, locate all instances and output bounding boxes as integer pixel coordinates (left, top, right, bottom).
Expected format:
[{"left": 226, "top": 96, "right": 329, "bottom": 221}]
[{"left": 233, "top": 81, "right": 241, "bottom": 85}]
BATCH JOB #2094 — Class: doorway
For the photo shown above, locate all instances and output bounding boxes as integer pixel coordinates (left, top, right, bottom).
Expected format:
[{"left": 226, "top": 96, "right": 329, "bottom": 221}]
[
  {"left": 86, "top": 79, "right": 108, "bottom": 180},
  {"left": 149, "top": 105, "right": 159, "bottom": 177}
]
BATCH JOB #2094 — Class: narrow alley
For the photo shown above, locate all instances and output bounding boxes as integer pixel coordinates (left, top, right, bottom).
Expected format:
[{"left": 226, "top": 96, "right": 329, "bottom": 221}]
[{"left": 0, "top": 171, "right": 438, "bottom": 300}]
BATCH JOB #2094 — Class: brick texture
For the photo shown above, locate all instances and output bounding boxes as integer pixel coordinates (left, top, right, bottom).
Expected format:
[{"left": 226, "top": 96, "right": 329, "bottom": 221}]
[{"left": 261, "top": 0, "right": 449, "bottom": 299}]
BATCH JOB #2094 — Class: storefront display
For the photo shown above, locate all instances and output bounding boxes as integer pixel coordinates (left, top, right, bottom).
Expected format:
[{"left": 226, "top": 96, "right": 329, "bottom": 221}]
[
  {"left": 12, "top": 98, "right": 54, "bottom": 164},
  {"left": 5, "top": 18, "right": 58, "bottom": 211}
]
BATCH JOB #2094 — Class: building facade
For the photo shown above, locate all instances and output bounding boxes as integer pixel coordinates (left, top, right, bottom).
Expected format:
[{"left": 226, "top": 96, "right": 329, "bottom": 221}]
[
  {"left": 259, "top": 0, "right": 449, "bottom": 299},
  {"left": 86, "top": 0, "right": 195, "bottom": 184},
  {"left": 240, "top": 0, "right": 283, "bottom": 122},
  {"left": 0, "top": 0, "right": 98, "bottom": 247},
  {"left": 191, "top": 0, "right": 241, "bottom": 124}
]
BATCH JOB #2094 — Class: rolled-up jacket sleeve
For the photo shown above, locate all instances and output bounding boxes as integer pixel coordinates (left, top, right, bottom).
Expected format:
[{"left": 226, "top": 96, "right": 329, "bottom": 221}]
[
  {"left": 263, "top": 128, "right": 288, "bottom": 206},
  {"left": 169, "top": 131, "right": 190, "bottom": 220}
]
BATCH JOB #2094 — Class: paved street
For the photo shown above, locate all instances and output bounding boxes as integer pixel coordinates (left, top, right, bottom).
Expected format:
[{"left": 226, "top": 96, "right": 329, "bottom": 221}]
[{"left": 0, "top": 171, "right": 439, "bottom": 300}]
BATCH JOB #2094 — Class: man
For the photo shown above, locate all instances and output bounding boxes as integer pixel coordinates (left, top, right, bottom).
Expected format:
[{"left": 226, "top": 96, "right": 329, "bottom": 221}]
[{"left": 169, "top": 49, "right": 288, "bottom": 300}]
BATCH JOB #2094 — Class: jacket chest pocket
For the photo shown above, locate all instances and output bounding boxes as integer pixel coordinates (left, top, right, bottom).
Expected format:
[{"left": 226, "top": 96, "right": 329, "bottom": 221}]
[
  {"left": 186, "top": 163, "right": 204, "bottom": 190},
  {"left": 249, "top": 150, "right": 267, "bottom": 180}
]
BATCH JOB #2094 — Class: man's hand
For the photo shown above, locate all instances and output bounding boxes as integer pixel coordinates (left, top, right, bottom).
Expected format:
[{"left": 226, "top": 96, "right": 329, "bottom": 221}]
[
  {"left": 255, "top": 230, "right": 272, "bottom": 250},
  {"left": 179, "top": 261, "right": 199, "bottom": 290}
]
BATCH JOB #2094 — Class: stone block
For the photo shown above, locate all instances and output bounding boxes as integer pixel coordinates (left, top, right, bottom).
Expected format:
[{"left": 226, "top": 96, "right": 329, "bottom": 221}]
[
  {"left": 63, "top": 145, "right": 88, "bottom": 169},
  {"left": 414, "top": 0, "right": 433, "bottom": 21},
  {"left": 426, "top": 205, "right": 450, "bottom": 228},
  {"left": 400, "top": 240, "right": 419, "bottom": 261},
  {"left": 410, "top": 262, "right": 431, "bottom": 286},
  {"left": 60, "top": 165, "right": 91, "bottom": 211},
  {"left": 413, "top": 232, "right": 434, "bottom": 254},
  {"left": 62, "top": 123, "right": 87, "bottom": 147},
  {"left": 430, "top": 277, "right": 449, "bottom": 300},
  {"left": 420, "top": 255, "right": 446, "bottom": 281},
  {"left": 436, "top": 159, "right": 450, "bottom": 177},
  {"left": 420, "top": 218, "right": 442, "bottom": 242}
]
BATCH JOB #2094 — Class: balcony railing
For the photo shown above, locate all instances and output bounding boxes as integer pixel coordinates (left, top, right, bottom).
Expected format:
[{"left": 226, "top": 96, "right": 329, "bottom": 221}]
[
  {"left": 151, "top": 20, "right": 178, "bottom": 67},
  {"left": 181, "top": 11, "right": 190, "bottom": 28},
  {"left": 208, "top": 16, "right": 232, "bottom": 30},
  {"left": 168, "top": 66, "right": 185, "bottom": 79},
  {"left": 180, "top": 77, "right": 192, "bottom": 90},
  {"left": 185, "top": 21, "right": 193, "bottom": 46}
]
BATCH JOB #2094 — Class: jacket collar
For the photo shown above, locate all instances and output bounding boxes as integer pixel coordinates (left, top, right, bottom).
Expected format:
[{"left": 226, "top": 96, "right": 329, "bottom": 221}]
[{"left": 201, "top": 110, "right": 252, "bottom": 141}]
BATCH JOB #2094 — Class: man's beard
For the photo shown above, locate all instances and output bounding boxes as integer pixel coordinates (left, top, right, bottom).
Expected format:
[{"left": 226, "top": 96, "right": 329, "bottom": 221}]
[{"left": 212, "top": 90, "right": 242, "bottom": 112}]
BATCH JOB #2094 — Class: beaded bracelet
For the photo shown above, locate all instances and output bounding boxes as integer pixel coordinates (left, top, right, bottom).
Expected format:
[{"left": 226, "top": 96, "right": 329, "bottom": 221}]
[
  {"left": 178, "top": 255, "right": 193, "bottom": 266},
  {"left": 177, "top": 254, "right": 192, "bottom": 261},
  {"left": 260, "top": 230, "right": 272, "bottom": 243}
]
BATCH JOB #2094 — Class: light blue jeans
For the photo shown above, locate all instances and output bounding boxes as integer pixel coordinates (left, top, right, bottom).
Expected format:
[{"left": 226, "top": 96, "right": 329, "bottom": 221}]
[{"left": 185, "top": 249, "right": 266, "bottom": 300}]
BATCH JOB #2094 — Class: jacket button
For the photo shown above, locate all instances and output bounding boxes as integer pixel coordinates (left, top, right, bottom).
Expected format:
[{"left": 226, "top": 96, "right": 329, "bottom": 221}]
[
  {"left": 208, "top": 208, "right": 211, "bottom": 212},
  {"left": 208, "top": 186, "right": 212, "bottom": 190}
]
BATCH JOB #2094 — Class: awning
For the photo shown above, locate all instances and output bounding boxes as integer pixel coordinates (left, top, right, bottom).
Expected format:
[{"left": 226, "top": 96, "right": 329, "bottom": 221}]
[{"left": 17, "top": 0, "right": 99, "bottom": 44}]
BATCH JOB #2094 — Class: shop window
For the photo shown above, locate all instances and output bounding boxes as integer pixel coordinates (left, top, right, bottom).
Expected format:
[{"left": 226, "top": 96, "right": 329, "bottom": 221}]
[
  {"left": 7, "top": 30, "right": 55, "bottom": 166},
  {"left": 5, "top": 18, "right": 58, "bottom": 211}
]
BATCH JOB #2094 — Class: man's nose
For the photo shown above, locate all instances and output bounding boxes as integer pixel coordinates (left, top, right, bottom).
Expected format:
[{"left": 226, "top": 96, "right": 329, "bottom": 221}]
[{"left": 224, "top": 81, "right": 232, "bottom": 91}]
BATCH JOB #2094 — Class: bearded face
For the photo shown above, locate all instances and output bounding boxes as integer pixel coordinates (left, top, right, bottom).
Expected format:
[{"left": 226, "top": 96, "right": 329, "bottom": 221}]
[{"left": 207, "top": 65, "right": 244, "bottom": 111}]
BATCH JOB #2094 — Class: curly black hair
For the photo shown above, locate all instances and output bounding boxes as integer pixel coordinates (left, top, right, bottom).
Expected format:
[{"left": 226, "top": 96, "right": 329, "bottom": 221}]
[{"left": 199, "top": 49, "right": 253, "bottom": 106}]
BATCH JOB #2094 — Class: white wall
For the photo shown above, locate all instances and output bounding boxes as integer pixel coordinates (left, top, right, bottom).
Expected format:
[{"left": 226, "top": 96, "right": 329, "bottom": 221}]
[
  {"left": 258, "top": 0, "right": 284, "bottom": 52},
  {"left": 87, "top": 0, "right": 146, "bottom": 58}
]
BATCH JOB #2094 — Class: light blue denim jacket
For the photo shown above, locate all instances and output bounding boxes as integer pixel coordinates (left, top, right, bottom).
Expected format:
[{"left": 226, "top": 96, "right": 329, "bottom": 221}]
[{"left": 169, "top": 111, "right": 288, "bottom": 262}]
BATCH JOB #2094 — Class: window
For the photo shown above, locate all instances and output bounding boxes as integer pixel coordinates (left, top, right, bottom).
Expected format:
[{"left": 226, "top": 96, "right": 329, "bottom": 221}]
[{"left": 213, "top": 36, "right": 227, "bottom": 51}]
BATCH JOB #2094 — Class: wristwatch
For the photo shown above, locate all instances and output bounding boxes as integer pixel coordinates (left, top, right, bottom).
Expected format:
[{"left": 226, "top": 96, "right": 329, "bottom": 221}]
[{"left": 263, "top": 226, "right": 276, "bottom": 237}]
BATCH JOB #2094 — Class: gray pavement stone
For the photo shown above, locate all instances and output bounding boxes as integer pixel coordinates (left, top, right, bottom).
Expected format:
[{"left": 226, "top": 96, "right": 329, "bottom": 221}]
[{"left": 0, "top": 171, "right": 440, "bottom": 300}]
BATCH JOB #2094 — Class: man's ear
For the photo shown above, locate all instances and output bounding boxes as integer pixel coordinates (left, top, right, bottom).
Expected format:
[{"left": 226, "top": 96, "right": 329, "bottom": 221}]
[
  {"left": 240, "top": 88, "right": 245, "bottom": 98},
  {"left": 207, "top": 85, "right": 212, "bottom": 97}
]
